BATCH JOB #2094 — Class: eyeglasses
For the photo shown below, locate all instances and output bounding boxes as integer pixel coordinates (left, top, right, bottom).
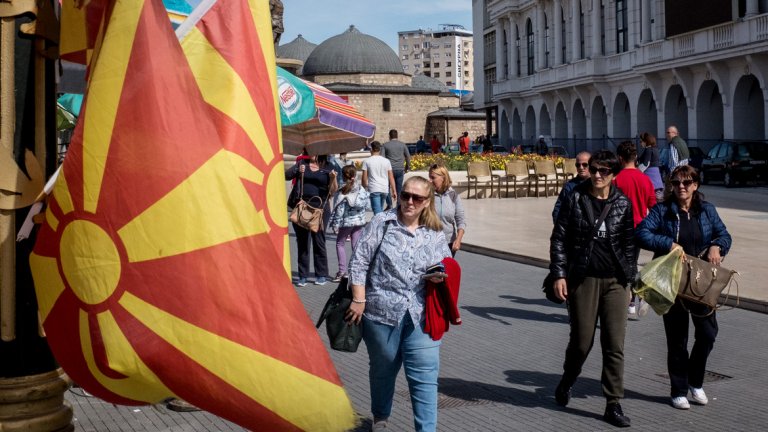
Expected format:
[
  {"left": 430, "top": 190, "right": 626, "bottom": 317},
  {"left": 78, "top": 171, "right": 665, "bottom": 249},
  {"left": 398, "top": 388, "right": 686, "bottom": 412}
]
[
  {"left": 399, "top": 191, "right": 429, "bottom": 203},
  {"left": 575, "top": 162, "right": 589, "bottom": 168},
  {"left": 588, "top": 166, "right": 613, "bottom": 176},
  {"left": 670, "top": 179, "right": 695, "bottom": 187}
]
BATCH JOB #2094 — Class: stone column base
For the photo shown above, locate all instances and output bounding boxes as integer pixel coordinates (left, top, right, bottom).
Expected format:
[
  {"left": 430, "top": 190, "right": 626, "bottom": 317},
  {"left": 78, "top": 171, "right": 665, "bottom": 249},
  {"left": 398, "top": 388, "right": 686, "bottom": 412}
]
[{"left": 0, "top": 368, "right": 74, "bottom": 432}]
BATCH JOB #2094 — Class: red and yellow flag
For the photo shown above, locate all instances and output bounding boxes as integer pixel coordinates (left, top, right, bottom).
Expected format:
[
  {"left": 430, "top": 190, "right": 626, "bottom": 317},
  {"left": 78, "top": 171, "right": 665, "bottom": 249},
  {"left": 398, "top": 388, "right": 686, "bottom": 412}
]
[{"left": 32, "top": 0, "right": 356, "bottom": 430}]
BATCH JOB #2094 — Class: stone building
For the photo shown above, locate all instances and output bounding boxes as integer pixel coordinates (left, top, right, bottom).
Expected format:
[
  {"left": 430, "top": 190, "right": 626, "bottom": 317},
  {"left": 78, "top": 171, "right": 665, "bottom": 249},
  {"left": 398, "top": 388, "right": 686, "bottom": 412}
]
[
  {"left": 296, "top": 25, "right": 492, "bottom": 145},
  {"left": 473, "top": 0, "right": 768, "bottom": 155},
  {"left": 276, "top": 34, "right": 317, "bottom": 75},
  {"left": 398, "top": 25, "right": 475, "bottom": 92}
]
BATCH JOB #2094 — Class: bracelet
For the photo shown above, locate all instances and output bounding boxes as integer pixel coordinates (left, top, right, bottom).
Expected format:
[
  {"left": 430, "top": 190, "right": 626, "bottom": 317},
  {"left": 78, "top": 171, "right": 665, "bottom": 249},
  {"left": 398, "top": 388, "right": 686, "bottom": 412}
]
[{"left": 351, "top": 298, "right": 367, "bottom": 304}]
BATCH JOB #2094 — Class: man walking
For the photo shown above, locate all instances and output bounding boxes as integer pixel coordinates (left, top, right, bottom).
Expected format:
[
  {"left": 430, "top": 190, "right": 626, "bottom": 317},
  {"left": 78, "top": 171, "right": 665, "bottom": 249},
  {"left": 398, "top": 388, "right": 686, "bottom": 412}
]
[
  {"left": 666, "top": 125, "right": 690, "bottom": 171},
  {"left": 362, "top": 141, "right": 397, "bottom": 214},
  {"left": 613, "top": 141, "right": 656, "bottom": 316},
  {"left": 458, "top": 131, "right": 470, "bottom": 155},
  {"left": 382, "top": 129, "right": 410, "bottom": 208},
  {"left": 552, "top": 151, "right": 591, "bottom": 224}
]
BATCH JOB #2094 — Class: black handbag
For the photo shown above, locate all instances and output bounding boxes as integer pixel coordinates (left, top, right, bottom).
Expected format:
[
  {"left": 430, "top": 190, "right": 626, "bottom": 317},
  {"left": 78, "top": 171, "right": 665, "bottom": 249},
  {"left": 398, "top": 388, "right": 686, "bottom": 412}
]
[
  {"left": 315, "top": 222, "right": 390, "bottom": 352},
  {"left": 315, "top": 277, "right": 360, "bottom": 352},
  {"left": 543, "top": 201, "right": 613, "bottom": 304}
]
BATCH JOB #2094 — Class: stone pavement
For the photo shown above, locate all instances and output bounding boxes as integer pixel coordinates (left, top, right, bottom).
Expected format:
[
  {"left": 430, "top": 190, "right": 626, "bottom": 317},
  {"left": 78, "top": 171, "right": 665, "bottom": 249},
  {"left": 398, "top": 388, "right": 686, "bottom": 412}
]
[{"left": 63, "top": 178, "right": 768, "bottom": 431}]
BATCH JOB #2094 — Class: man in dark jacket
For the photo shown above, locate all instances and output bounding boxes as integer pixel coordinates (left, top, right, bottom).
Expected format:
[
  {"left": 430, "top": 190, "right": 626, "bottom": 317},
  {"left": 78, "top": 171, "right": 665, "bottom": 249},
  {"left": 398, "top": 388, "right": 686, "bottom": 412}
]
[
  {"left": 552, "top": 151, "right": 591, "bottom": 224},
  {"left": 549, "top": 150, "right": 635, "bottom": 428}
]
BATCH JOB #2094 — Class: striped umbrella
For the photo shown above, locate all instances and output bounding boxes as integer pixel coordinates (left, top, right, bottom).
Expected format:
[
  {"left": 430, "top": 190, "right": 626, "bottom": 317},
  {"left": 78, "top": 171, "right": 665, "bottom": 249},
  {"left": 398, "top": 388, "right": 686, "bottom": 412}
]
[{"left": 279, "top": 72, "right": 376, "bottom": 156}]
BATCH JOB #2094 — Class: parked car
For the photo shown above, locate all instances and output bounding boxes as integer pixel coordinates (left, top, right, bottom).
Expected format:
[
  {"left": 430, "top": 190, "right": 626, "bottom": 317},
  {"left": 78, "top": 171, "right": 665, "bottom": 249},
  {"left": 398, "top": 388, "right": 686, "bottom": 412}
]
[
  {"left": 687, "top": 146, "right": 705, "bottom": 170},
  {"left": 700, "top": 141, "right": 768, "bottom": 187}
]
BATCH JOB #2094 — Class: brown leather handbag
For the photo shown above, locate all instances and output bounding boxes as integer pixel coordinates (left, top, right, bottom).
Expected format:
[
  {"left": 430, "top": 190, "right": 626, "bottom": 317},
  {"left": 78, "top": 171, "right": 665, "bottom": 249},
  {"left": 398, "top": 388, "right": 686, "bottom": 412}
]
[
  {"left": 289, "top": 196, "right": 324, "bottom": 232},
  {"left": 677, "top": 254, "right": 739, "bottom": 316}
]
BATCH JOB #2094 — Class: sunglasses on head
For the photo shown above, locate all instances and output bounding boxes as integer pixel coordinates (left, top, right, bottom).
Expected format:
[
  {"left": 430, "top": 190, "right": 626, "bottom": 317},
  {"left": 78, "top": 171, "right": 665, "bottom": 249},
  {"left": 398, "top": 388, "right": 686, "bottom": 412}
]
[
  {"left": 575, "top": 162, "right": 589, "bottom": 168},
  {"left": 588, "top": 165, "right": 613, "bottom": 176},
  {"left": 400, "top": 191, "right": 429, "bottom": 203},
  {"left": 670, "top": 179, "right": 695, "bottom": 187}
]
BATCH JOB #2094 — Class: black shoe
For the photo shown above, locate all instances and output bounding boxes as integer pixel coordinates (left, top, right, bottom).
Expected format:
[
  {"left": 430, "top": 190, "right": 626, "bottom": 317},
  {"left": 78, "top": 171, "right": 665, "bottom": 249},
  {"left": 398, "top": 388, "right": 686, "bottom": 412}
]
[
  {"left": 555, "top": 381, "right": 571, "bottom": 407},
  {"left": 603, "top": 402, "right": 631, "bottom": 428}
]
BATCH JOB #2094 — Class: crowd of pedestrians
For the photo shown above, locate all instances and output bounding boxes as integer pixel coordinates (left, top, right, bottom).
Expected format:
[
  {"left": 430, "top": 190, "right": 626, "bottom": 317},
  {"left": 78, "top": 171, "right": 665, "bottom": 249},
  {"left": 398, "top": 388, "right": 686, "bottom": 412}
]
[
  {"left": 285, "top": 124, "right": 731, "bottom": 431},
  {"left": 548, "top": 125, "right": 732, "bottom": 428}
]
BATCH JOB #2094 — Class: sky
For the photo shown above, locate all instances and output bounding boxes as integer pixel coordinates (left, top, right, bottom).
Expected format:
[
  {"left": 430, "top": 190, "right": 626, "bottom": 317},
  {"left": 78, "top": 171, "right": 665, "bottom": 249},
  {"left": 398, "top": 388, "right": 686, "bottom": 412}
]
[{"left": 281, "top": 0, "right": 473, "bottom": 52}]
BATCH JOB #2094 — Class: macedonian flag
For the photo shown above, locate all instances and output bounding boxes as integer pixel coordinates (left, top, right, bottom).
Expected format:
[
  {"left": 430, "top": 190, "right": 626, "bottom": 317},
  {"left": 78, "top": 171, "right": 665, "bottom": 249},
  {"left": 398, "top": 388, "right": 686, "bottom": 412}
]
[{"left": 31, "top": 0, "right": 356, "bottom": 430}]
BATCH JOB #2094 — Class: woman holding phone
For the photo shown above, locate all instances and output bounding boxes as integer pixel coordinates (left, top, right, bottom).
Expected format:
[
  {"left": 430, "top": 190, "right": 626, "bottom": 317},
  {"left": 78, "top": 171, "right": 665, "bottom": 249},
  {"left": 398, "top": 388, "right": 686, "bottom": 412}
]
[{"left": 346, "top": 176, "right": 451, "bottom": 432}]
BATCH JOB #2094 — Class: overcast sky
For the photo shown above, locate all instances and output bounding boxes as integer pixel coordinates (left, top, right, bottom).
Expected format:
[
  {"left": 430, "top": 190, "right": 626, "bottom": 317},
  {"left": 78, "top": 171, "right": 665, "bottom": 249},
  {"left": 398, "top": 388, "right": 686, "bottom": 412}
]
[{"left": 281, "top": 0, "right": 473, "bottom": 51}]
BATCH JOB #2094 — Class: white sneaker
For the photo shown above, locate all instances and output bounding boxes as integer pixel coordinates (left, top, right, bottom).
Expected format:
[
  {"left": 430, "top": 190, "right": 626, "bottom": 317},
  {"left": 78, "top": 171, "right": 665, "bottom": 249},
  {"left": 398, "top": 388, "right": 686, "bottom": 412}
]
[
  {"left": 671, "top": 396, "right": 690, "bottom": 410},
  {"left": 628, "top": 305, "right": 637, "bottom": 315},
  {"left": 689, "top": 387, "right": 708, "bottom": 405}
]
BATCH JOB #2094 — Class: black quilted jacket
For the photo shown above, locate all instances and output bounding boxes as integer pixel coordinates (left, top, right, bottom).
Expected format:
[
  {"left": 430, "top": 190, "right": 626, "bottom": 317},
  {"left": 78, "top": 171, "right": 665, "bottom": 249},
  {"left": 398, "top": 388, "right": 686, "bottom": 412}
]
[{"left": 549, "top": 181, "right": 636, "bottom": 286}]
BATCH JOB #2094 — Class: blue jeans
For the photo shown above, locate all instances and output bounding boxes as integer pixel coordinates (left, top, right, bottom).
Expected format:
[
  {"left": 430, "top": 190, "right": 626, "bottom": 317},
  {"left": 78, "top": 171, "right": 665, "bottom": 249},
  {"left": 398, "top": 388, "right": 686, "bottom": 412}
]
[
  {"left": 363, "top": 314, "right": 441, "bottom": 432},
  {"left": 386, "top": 170, "right": 405, "bottom": 209},
  {"left": 370, "top": 192, "right": 388, "bottom": 215}
]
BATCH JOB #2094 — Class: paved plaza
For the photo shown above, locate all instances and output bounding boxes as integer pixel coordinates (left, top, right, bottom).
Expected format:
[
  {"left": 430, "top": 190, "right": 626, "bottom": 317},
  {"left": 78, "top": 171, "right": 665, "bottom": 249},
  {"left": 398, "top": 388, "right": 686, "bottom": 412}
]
[{"left": 66, "top": 183, "right": 768, "bottom": 431}]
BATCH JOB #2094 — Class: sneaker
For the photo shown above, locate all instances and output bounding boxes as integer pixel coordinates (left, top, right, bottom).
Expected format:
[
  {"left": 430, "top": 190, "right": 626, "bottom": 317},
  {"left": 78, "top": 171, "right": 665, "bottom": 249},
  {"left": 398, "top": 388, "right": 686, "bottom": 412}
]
[
  {"left": 628, "top": 305, "right": 637, "bottom": 315},
  {"left": 371, "top": 418, "right": 388, "bottom": 430},
  {"left": 689, "top": 387, "right": 708, "bottom": 405},
  {"left": 314, "top": 277, "right": 328, "bottom": 286},
  {"left": 295, "top": 278, "right": 307, "bottom": 287},
  {"left": 603, "top": 402, "right": 631, "bottom": 428},
  {"left": 331, "top": 273, "right": 344, "bottom": 283},
  {"left": 555, "top": 381, "right": 571, "bottom": 407},
  {"left": 671, "top": 396, "right": 690, "bottom": 410}
]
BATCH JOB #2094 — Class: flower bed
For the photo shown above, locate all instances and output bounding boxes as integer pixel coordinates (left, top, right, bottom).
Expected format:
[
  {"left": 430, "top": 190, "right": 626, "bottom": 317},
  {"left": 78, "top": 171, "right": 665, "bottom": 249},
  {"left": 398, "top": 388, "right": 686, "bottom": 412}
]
[{"left": 409, "top": 153, "right": 565, "bottom": 171}]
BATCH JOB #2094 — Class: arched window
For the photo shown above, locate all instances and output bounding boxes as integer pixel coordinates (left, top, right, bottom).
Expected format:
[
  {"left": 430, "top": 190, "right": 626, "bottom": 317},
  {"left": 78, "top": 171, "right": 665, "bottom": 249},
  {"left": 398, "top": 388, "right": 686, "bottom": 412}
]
[{"left": 526, "top": 19, "right": 535, "bottom": 75}]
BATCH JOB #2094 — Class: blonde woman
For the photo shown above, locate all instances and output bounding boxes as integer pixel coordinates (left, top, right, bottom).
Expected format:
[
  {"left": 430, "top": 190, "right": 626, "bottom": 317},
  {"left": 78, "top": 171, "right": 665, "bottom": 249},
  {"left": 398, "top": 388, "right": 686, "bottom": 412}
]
[
  {"left": 347, "top": 176, "right": 451, "bottom": 432},
  {"left": 428, "top": 164, "right": 466, "bottom": 256}
]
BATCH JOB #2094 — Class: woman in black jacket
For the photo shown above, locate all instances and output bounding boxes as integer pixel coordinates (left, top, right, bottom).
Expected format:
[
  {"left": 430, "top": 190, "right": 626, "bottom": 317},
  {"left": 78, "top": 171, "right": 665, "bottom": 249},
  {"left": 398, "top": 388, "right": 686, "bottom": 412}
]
[{"left": 549, "top": 150, "right": 635, "bottom": 428}]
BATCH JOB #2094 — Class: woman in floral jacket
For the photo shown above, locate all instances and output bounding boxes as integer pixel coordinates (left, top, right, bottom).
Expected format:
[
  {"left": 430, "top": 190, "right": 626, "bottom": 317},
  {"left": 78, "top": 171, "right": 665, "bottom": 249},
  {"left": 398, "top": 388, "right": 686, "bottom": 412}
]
[{"left": 328, "top": 165, "right": 369, "bottom": 281}]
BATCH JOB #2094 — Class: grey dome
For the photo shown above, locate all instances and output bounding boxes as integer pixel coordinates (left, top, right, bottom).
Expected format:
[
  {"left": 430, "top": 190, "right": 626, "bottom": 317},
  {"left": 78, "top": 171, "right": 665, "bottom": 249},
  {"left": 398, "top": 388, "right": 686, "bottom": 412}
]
[
  {"left": 303, "top": 25, "right": 404, "bottom": 75},
  {"left": 277, "top": 34, "right": 317, "bottom": 64},
  {"left": 411, "top": 73, "right": 450, "bottom": 92}
]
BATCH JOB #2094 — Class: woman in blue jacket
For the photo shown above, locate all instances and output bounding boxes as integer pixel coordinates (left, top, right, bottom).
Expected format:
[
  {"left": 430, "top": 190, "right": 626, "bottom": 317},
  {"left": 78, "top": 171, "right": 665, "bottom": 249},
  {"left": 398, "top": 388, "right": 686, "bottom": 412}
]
[{"left": 636, "top": 165, "right": 732, "bottom": 411}]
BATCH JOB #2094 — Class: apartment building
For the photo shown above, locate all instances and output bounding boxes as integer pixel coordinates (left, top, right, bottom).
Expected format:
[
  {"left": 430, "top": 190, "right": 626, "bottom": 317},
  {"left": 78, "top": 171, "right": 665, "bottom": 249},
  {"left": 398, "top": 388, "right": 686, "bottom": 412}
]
[
  {"left": 473, "top": 0, "right": 768, "bottom": 154},
  {"left": 398, "top": 25, "right": 475, "bottom": 92}
]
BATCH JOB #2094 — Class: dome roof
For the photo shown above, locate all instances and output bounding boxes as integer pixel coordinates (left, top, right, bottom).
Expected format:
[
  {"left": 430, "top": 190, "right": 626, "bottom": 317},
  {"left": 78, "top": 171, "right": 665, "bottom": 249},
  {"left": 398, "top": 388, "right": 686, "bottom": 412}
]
[
  {"left": 277, "top": 34, "right": 317, "bottom": 64},
  {"left": 303, "top": 25, "right": 404, "bottom": 76}
]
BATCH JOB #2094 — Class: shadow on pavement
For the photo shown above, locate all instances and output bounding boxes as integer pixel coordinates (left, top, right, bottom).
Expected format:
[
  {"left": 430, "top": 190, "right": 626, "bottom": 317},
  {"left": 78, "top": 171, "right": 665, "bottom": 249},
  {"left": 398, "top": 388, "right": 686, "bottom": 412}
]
[
  {"left": 499, "top": 294, "right": 566, "bottom": 308},
  {"left": 461, "top": 305, "right": 568, "bottom": 325}
]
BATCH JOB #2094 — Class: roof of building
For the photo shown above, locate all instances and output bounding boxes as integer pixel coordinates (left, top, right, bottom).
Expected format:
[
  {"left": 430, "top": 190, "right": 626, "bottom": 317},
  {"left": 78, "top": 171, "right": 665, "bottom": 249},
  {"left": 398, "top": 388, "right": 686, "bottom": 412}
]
[
  {"left": 323, "top": 82, "right": 441, "bottom": 95},
  {"left": 303, "top": 25, "right": 405, "bottom": 76},
  {"left": 276, "top": 34, "right": 317, "bottom": 64},
  {"left": 427, "top": 107, "right": 486, "bottom": 119},
  {"left": 411, "top": 73, "right": 452, "bottom": 92}
]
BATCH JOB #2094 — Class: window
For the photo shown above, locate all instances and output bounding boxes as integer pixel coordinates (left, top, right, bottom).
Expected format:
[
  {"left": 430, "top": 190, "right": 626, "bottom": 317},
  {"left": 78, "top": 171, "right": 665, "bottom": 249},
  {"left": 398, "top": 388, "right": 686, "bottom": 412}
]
[
  {"left": 446, "top": 81, "right": 453, "bottom": 86},
  {"left": 433, "top": 62, "right": 440, "bottom": 68},
  {"left": 444, "top": 43, "right": 451, "bottom": 48},
  {"left": 413, "top": 44, "right": 420, "bottom": 49},
  {"left": 616, "top": 0, "right": 628, "bottom": 53},
  {"left": 503, "top": 29, "right": 509, "bottom": 78},
  {"left": 464, "top": 61, "right": 469, "bottom": 66},
  {"left": 423, "top": 42, "right": 430, "bottom": 48},
  {"left": 401, "top": 44, "right": 408, "bottom": 50},
  {"left": 561, "top": 7, "right": 566, "bottom": 63},
  {"left": 464, "top": 70, "right": 469, "bottom": 76},
  {"left": 431, "top": 43, "right": 440, "bottom": 49},
  {"left": 515, "top": 25, "right": 521, "bottom": 75},
  {"left": 434, "top": 72, "right": 440, "bottom": 78},
  {"left": 544, "top": 13, "right": 550, "bottom": 68},
  {"left": 579, "top": 3, "right": 585, "bottom": 59},
  {"left": 600, "top": 0, "right": 606, "bottom": 54},
  {"left": 526, "top": 19, "right": 535, "bottom": 75},
  {"left": 403, "top": 65, "right": 409, "bottom": 70},
  {"left": 447, "top": 61, "right": 452, "bottom": 67},
  {"left": 414, "top": 53, "right": 421, "bottom": 59},
  {"left": 402, "top": 54, "right": 408, "bottom": 60},
  {"left": 446, "top": 71, "right": 452, "bottom": 77},
  {"left": 432, "top": 53, "right": 440, "bottom": 59},
  {"left": 423, "top": 62, "right": 430, "bottom": 68},
  {"left": 445, "top": 52, "right": 452, "bottom": 57},
  {"left": 483, "top": 31, "right": 496, "bottom": 67},
  {"left": 382, "top": 98, "right": 391, "bottom": 112}
]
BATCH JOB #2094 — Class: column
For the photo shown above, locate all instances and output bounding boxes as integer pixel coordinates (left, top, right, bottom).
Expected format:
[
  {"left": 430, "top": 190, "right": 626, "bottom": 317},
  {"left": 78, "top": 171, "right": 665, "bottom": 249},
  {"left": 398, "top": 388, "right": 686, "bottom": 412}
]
[
  {"left": 554, "top": 0, "right": 563, "bottom": 65},
  {"left": 746, "top": 0, "right": 759, "bottom": 16},
  {"left": 508, "top": 17, "right": 518, "bottom": 78},
  {"left": 537, "top": 4, "right": 546, "bottom": 69},
  {"left": 571, "top": 0, "right": 581, "bottom": 61},
  {"left": 641, "top": 0, "right": 651, "bottom": 43},
  {"left": 591, "top": 0, "right": 601, "bottom": 57},
  {"left": 495, "top": 20, "right": 505, "bottom": 81}
]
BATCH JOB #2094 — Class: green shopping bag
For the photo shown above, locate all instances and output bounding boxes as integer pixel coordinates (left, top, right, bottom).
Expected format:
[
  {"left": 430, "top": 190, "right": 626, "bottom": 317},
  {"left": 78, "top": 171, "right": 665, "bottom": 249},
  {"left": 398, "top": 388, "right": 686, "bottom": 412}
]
[{"left": 635, "top": 246, "right": 684, "bottom": 315}]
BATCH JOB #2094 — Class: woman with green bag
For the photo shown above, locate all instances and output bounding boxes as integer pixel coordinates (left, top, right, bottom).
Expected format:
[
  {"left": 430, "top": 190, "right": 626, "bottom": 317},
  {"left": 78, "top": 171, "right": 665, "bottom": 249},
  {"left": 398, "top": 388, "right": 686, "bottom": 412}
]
[{"left": 636, "top": 165, "right": 732, "bottom": 410}]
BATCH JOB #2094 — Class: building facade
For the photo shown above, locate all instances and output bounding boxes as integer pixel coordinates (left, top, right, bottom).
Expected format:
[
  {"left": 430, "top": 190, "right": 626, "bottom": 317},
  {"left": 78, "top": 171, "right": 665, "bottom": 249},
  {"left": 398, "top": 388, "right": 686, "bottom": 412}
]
[
  {"left": 473, "top": 0, "right": 768, "bottom": 155},
  {"left": 399, "top": 25, "right": 475, "bottom": 92}
]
